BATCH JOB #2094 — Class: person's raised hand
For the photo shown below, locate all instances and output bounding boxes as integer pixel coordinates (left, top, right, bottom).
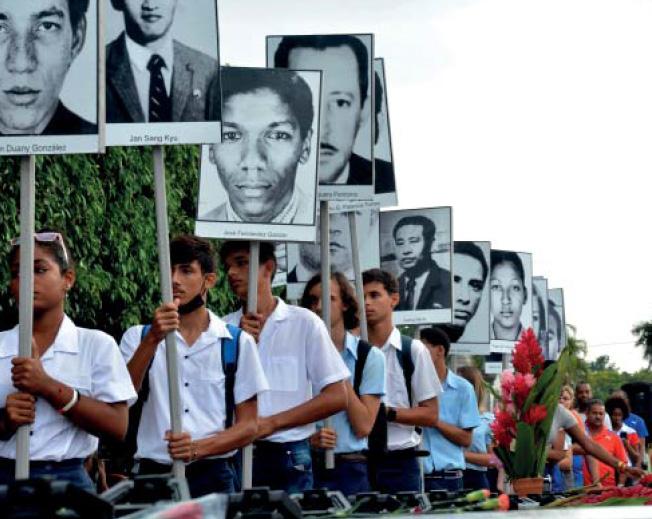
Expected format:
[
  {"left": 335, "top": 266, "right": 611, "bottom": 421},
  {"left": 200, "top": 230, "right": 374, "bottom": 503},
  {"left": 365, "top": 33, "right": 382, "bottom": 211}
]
[
  {"left": 240, "top": 313, "right": 264, "bottom": 343},
  {"left": 11, "top": 340, "right": 51, "bottom": 396},
  {"left": 150, "top": 299, "right": 180, "bottom": 343},
  {"left": 4, "top": 392, "right": 36, "bottom": 431}
]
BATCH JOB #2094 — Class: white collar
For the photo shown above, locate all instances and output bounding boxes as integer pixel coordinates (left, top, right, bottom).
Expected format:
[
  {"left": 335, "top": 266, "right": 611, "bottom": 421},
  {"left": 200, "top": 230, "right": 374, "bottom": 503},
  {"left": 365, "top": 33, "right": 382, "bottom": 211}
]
[
  {"left": 125, "top": 32, "right": 174, "bottom": 73},
  {"left": 344, "top": 332, "right": 360, "bottom": 359},
  {"left": 382, "top": 327, "right": 403, "bottom": 351},
  {"left": 0, "top": 315, "right": 78, "bottom": 359},
  {"left": 203, "top": 309, "right": 233, "bottom": 340}
]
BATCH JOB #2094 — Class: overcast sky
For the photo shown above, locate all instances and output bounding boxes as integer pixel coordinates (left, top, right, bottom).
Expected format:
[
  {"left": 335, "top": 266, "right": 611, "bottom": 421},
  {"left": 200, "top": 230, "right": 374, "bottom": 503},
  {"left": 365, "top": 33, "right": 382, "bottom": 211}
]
[{"left": 219, "top": 0, "right": 652, "bottom": 372}]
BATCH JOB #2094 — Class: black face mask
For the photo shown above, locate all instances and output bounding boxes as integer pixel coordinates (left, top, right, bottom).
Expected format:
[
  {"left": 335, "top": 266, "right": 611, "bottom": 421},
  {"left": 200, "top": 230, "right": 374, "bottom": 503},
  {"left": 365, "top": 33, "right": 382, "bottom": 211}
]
[{"left": 178, "top": 293, "right": 205, "bottom": 315}]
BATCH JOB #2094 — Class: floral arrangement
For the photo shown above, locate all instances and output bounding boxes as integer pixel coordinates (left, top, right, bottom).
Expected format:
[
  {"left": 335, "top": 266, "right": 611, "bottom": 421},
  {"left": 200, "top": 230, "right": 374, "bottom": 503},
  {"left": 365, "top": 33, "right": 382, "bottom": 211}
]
[
  {"left": 490, "top": 328, "right": 567, "bottom": 481},
  {"left": 546, "top": 475, "right": 652, "bottom": 508}
]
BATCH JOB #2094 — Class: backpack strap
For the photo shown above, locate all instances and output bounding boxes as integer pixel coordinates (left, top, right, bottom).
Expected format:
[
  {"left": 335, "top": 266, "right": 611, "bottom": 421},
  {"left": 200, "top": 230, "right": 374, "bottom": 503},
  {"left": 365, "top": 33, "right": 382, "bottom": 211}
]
[
  {"left": 398, "top": 335, "right": 415, "bottom": 406},
  {"left": 353, "top": 339, "right": 372, "bottom": 396},
  {"left": 222, "top": 324, "right": 242, "bottom": 429}
]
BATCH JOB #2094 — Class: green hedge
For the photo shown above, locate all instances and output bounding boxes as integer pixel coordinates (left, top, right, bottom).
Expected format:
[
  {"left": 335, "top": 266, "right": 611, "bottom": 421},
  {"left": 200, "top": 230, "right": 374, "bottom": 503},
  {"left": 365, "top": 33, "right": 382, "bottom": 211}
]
[{"left": 0, "top": 146, "right": 238, "bottom": 341}]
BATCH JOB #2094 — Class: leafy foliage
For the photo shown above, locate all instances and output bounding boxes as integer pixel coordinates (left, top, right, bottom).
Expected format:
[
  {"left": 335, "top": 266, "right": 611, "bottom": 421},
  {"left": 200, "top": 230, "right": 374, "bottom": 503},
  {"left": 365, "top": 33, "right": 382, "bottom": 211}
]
[
  {"left": 0, "top": 147, "right": 239, "bottom": 341},
  {"left": 632, "top": 320, "right": 652, "bottom": 369}
]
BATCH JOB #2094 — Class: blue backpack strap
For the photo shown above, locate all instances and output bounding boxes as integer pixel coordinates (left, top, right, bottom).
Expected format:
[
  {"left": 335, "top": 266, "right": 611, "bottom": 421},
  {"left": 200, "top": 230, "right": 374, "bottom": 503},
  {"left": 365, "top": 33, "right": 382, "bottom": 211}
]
[
  {"left": 398, "top": 335, "right": 414, "bottom": 406},
  {"left": 222, "top": 324, "right": 242, "bottom": 429}
]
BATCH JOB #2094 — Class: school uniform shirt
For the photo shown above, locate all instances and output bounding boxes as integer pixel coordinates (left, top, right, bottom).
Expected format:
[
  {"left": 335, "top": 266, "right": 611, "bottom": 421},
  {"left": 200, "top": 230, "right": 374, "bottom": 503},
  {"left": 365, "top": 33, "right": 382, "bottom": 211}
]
[
  {"left": 0, "top": 315, "right": 137, "bottom": 461},
  {"left": 332, "top": 333, "right": 386, "bottom": 454},
  {"left": 223, "top": 298, "right": 350, "bottom": 443},
  {"left": 625, "top": 412, "right": 649, "bottom": 440},
  {"left": 120, "top": 310, "right": 268, "bottom": 464},
  {"left": 466, "top": 411, "right": 495, "bottom": 471},
  {"left": 423, "top": 370, "right": 480, "bottom": 472},
  {"left": 378, "top": 328, "right": 442, "bottom": 450}
]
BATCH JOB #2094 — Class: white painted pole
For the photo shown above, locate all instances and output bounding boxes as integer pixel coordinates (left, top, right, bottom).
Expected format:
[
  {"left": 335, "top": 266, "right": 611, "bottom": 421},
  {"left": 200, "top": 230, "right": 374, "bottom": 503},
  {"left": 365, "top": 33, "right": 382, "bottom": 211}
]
[
  {"left": 152, "top": 146, "right": 189, "bottom": 500},
  {"left": 15, "top": 155, "right": 35, "bottom": 480},
  {"left": 320, "top": 202, "right": 335, "bottom": 470},
  {"left": 347, "top": 212, "right": 368, "bottom": 341},
  {"left": 242, "top": 241, "right": 259, "bottom": 489}
]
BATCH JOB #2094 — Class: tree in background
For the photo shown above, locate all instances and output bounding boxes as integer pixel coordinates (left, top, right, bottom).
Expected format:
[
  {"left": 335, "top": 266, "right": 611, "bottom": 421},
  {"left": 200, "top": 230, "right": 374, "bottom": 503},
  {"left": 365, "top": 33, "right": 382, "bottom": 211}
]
[
  {"left": 0, "top": 147, "right": 239, "bottom": 341},
  {"left": 632, "top": 320, "right": 652, "bottom": 369},
  {"left": 561, "top": 324, "right": 589, "bottom": 385}
]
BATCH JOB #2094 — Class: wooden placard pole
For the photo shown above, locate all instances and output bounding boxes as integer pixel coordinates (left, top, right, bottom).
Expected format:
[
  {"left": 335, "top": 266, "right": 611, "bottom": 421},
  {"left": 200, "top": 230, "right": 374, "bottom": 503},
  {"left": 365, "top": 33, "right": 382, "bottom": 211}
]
[
  {"left": 347, "top": 212, "right": 368, "bottom": 342},
  {"left": 320, "top": 201, "right": 335, "bottom": 469},
  {"left": 241, "top": 241, "right": 259, "bottom": 489},
  {"left": 14, "top": 155, "right": 36, "bottom": 480},
  {"left": 152, "top": 146, "right": 190, "bottom": 500}
]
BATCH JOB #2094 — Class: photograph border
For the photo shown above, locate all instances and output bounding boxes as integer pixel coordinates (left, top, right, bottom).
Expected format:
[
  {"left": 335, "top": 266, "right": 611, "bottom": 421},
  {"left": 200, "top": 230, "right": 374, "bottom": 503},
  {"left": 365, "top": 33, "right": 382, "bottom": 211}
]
[{"left": 374, "top": 57, "right": 398, "bottom": 208}]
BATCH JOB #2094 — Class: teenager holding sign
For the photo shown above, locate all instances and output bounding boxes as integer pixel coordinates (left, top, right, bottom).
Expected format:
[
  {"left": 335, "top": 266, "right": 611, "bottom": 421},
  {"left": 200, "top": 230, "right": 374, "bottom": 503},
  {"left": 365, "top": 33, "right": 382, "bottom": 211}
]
[{"left": 0, "top": 231, "right": 136, "bottom": 490}]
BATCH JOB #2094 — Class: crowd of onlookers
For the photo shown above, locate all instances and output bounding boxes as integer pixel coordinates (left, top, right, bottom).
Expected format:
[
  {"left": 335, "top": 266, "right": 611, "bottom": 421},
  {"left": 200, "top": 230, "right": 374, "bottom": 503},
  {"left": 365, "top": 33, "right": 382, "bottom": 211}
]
[{"left": 0, "top": 233, "right": 646, "bottom": 498}]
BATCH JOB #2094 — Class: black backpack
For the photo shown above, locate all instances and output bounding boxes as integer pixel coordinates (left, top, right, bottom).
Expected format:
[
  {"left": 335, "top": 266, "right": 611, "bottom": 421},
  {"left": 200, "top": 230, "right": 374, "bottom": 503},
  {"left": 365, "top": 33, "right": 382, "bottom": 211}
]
[
  {"left": 365, "top": 335, "right": 414, "bottom": 455},
  {"left": 100, "top": 324, "right": 242, "bottom": 474}
]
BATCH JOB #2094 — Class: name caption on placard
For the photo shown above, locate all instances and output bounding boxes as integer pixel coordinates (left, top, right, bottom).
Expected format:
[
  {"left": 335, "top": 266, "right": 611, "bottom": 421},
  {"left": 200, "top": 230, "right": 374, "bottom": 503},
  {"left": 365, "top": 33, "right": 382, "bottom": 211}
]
[
  {"left": 222, "top": 229, "right": 287, "bottom": 239},
  {"left": 0, "top": 143, "right": 67, "bottom": 154},
  {"left": 129, "top": 134, "right": 179, "bottom": 144}
]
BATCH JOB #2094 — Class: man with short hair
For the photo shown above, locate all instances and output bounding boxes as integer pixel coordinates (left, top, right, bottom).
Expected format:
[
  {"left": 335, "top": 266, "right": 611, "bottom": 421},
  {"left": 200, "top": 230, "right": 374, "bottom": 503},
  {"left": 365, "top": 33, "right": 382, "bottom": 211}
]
[
  {"left": 583, "top": 400, "right": 628, "bottom": 486},
  {"left": 220, "top": 241, "right": 349, "bottom": 493},
  {"left": 420, "top": 327, "right": 480, "bottom": 491},
  {"left": 0, "top": 0, "right": 96, "bottom": 135},
  {"left": 443, "top": 242, "right": 488, "bottom": 342},
  {"left": 576, "top": 382, "right": 612, "bottom": 429},
  {"left": 274, "top": 35, "right": 372, "bottom": 186},
  {"left": 202, "top": 68, "right": 315, "bottom": 224},
  {"left": 120, "top": 235, "right": 268, "bottom": 497},
  {"left": 393, "top": 215, "right": 451, "bottom": 312},
  {"left": 107, "top": 0, "right": 219, "bottom": 123},
  {"left": 362, "top": 268, "right": 441, "bottom": 492}
]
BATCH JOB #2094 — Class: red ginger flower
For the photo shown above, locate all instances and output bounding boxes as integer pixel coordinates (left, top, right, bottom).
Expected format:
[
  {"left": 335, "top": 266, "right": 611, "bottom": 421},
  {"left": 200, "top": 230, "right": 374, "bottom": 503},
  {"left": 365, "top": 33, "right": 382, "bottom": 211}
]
[
  {"left": 523, "top": 404, "right": 547, "bottom": 425},
  {"left": 512, "top": 328, "right": 545, "bottom": 376},
  {"left": 512, "top": 373, "right": 536, "bottom": 407},
  {"left": 491, "top": 408, "right": 516, "bottom": 448}
]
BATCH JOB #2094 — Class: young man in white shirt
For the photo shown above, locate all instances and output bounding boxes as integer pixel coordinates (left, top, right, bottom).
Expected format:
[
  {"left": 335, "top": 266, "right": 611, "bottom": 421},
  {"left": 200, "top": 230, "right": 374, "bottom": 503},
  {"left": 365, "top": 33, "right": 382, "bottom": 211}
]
[
  {"left": 219, "top": 241, "right": 349, "bottom": 494},
  {"left": 362, "top": 268, "right": 442, "bottom": 493},
  {"left": 120, "top": 235, "right": 268, "bottom": 497},
  {"left": 302, "top": 272, "right": 386, "bottom": 495}
]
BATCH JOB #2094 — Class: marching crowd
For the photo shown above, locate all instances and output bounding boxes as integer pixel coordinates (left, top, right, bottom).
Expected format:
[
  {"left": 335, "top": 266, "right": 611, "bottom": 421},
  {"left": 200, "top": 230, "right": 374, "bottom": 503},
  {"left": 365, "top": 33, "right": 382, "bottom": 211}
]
[{"left": 0, "top": 232, "right": 646, "bottom": 497}]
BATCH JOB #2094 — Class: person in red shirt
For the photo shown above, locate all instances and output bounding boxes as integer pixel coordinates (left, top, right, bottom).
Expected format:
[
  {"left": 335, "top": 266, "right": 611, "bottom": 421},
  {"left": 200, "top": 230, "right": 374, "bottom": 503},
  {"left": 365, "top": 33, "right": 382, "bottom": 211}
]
[{"left": 583, "top": 399, "right": 628, "bottom": 486}]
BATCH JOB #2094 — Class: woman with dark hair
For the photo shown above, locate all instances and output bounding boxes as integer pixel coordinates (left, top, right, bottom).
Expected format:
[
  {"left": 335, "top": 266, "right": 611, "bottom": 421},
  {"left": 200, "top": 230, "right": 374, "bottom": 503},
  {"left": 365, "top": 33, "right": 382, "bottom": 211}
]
[
  {"left": 0, "top": 231, "right": 136, "bottom": 490},
  {"left": 301, "top": 273, "right": 386, "bottom": 495},
  {"left": 489, "top": 251, "right": 527, "bottom": 340},
  {"left": 606, "top": 395, "right": 641, "bottom": 468}
]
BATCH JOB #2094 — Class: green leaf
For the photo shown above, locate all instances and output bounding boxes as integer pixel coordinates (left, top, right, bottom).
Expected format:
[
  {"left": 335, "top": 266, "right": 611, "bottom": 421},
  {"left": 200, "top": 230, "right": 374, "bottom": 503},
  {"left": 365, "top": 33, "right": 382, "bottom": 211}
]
[{"left": 514, "top": 423, "right": 536, "bottom": 477}]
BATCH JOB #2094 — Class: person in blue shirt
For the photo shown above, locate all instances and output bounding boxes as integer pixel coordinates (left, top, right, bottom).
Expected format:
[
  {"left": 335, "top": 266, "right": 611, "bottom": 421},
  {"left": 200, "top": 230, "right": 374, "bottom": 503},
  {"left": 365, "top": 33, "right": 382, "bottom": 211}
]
[
  {"left": 457, "top": 366, "right": 496, "bottom": 491},
  {"left": 302, "top": 272, "right": 386, "bottom": 495},
  {"left": 420, "top": 327, "right": 480, "bottom": 491},
  {"left": 612, "top": 390, "right": 649, "bottom": 469}
]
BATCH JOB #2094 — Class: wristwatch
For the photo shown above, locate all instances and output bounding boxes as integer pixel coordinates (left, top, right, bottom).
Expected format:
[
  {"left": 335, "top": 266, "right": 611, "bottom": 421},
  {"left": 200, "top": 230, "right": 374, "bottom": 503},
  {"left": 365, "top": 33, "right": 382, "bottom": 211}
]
[{"left": 386, "top": 407, "right": 397, "bottom": 422}]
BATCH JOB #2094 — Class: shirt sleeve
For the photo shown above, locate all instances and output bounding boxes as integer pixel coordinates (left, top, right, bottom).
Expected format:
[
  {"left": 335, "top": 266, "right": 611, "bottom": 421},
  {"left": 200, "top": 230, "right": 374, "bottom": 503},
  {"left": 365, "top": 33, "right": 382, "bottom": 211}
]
[
  {"left": 457, "top": 380, "right": 482, "bottom": 429},
  {"left": 636, "top": 416, "right": 649, "bottom": 438},
  {"left": 410, "top": 339, "right": 442, "bottom": 404},
  {"left": 359, "top": 346, "right": 386, "bottom": 397},
  {"left": 119, "top": 325, "right": 144, "bottom": 363},
  {"left": 559, "top": 405, "right": 578, "bottom": 431},
  {"left": 234, "top": 331, "right": 270, "bottom": 405},
  {"left": 91, "top": 331, "right": 137, "bottom": 406},
  {"left": 305, "top": 315, "right": 350, "bottom": 393}
]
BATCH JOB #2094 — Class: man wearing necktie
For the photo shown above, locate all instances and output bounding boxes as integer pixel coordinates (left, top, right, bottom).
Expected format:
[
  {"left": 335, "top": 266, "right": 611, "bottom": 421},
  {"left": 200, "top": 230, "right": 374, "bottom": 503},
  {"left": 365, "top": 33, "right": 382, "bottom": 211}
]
[
  {"left": 106, "top": 0, "right": 220, "bottom": 124},
  {"left": 393, "top": 215, "right": 451, "bottom": 312}
]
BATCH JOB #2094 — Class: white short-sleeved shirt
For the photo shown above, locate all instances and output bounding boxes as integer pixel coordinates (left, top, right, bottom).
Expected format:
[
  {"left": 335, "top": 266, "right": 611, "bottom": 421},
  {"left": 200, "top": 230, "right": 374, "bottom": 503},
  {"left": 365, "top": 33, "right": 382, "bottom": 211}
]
[
  {"left": 378, "top": 328, "right": 442, "bottom": 450},
  {"left": 120, "top": 310, "right": 269, "bottom": 464},
  {"left": 223, "top": 298, "right": 350, "bottom": 443},
  {"left": 0, "top": 315, "right": 137, "bottom": 461}
]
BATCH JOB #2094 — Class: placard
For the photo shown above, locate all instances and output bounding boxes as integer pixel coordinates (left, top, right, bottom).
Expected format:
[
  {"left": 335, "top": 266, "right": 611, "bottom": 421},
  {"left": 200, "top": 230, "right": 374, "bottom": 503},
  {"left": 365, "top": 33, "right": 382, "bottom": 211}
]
[
  {"left": 286, "top": 208, "right": 380, "bottom": 299},
  {"left": 548, "top": 287, "right": 566, "bottom": 359},
  {"left": 195, "top": 67, "right": 320, "bottom": 242},
  {"left": 105, "top": 0, "right": 220, "bottom": 146},
  {"left": 0, "top": 0, "right": 101, "bottom": 155},
  {"left": 373, "top": 58, "right": 397, "bottom": 208},
  {"left": 380, "top": 207, "right": 453, "bottom": 326},
  {"left": 489, "top": 250, "right": 533, "bottom": 353},
  {"left": 267, "top": 34, "right": 374, "bottom": 202},
  {"left": 533, "top": 276, "right": 550, "bottom": 359}
]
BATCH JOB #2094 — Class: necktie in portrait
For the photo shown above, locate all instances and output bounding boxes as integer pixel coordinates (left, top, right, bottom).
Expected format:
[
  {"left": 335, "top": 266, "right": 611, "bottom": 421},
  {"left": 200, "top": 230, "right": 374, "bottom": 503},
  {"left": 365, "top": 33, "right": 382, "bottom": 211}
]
[{"left": 148, "top": 54, "right": 172, "bottom": 122}]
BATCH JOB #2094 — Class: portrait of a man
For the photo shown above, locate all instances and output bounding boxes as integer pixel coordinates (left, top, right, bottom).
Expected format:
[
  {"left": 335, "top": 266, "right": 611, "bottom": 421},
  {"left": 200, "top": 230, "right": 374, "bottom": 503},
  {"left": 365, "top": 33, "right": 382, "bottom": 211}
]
[
  {"left": 392, "top": 215, "right": 452, "bottom": 312},
  {"left": 373, "top": 58, "right": 396, "bottom": 200},
  {"left": 106, "top": 0, "right": 219, "bottom": 124},
  {"left": 0, "top": 0, "right": 96, "bottom": 136},
  {"left": 199, "top": 67, "right": 317, "bottom": 225},
  {"left": 271, "top": 34, "right": 373, "bottom": 187},
  {"left": 287, "top": 209, "right": 378, "bottom": 283},
  {"left": 444, "top": 241, "right": 490, "bottom": 343}
]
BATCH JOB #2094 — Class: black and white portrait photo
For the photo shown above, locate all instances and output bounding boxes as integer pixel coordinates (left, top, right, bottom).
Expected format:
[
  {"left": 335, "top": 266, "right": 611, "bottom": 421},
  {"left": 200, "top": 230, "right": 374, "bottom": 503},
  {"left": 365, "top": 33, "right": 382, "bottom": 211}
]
[
  {"left": 489, "top": 249, "right": 533, "bottom": 353},
  {"left": 532, "top": 276, "right": 550, "bottom": 358},
  {"left": 374, "top": 58, "right": 397, "bottom": 207},
  {"left": 548, "top": 287, "right": 566, "bottom": 359},
  {"left": 267, "top": 34, "right": 374, "bottom": 202},
  {"left": 105, "top": 0, "right": 220, "bottom": 146},
  {"left": 380, "top": 207, "right": 452, "bottom": 326},
  {"left": 0, "top": 0, "right": 100, "bottom": 155},
  {"left": 286, "top": 208, "right": 380, "bottom": 299},
  {"left": 195, "top": 67, "right": 320, "bottom": 242},
  {"left": 448, "top": 241, "right": 491, "bottom": 355}
]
